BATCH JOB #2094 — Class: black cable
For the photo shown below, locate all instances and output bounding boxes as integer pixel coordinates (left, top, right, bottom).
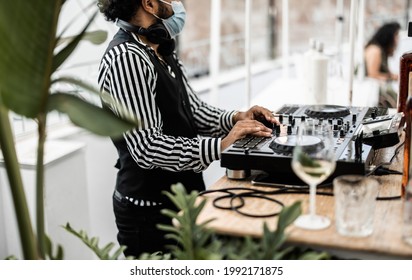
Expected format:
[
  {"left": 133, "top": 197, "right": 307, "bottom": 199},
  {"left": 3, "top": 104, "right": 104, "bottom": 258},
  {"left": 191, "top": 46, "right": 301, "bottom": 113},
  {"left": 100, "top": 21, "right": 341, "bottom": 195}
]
[
  {"left": 365, "top": 162, "right": 392, "bottom": 176},
  {"left": 376, "top": 195, "right": 401, "bottom": 201},
  {"left": 200, "top": 188, "right": 247, "bottom": 210},
  {"left": 390, "top": 140, "right": 404, "bottom": 163},
  {"left": 373, "top": 166, "right": 403, "bottom": 176},
  {"left": 199, "top": 186, "right": 335, "bottom": 218},
  {"left": 231, "top": 193, "right": 284, "bottom": 218},
  {"left": 200, "top": 181, "right": 401, "bottom": 218},
  {"left": 212, "top": 193, "right": 245, "bottom": 210},
  {"left": 200, "top": 188, "right": 287, "bottom": 218},
  {"left": 370, "top": 139, "right": 404, "bottom": 199}
]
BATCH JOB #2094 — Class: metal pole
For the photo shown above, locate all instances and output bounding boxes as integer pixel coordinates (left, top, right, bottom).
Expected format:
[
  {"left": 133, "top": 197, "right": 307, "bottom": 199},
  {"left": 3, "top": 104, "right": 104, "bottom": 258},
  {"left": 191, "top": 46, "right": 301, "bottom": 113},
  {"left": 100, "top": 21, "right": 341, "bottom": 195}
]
[
  {"left": 269, "top": 0, "right": 277, "bottom": 59},
  {"left": 335, "top": 0, "right": 344, "bottom": 62},
  {"left": 282, "top": 0, "right": 289, "bottom": 78},
  {"left": 356, "top": 0, "right": 365, "bottom": 81},
  {"left": 348, "top": 0, "right": 359, "bottom": 105},
  {"left": 209, "top": 0, "right": 221, "bottom": 106},
  {"left": 245, "top": 0, "right": 252, "bottom": 108}
]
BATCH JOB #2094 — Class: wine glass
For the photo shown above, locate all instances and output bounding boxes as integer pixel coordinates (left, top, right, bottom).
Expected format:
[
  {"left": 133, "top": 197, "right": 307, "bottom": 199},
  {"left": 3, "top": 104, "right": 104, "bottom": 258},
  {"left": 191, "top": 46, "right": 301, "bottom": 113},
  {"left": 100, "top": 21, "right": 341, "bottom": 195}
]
[{"left": 291, "top": 120, "right": 336, "bottom": 230}]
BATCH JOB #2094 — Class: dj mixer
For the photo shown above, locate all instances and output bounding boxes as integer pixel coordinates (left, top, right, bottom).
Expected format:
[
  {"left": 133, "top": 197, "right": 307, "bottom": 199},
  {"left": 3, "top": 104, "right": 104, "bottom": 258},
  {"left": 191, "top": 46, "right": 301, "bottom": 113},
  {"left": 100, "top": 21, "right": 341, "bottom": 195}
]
[{"left": 221, "top": 104, "right": 403, "bottom": 184}]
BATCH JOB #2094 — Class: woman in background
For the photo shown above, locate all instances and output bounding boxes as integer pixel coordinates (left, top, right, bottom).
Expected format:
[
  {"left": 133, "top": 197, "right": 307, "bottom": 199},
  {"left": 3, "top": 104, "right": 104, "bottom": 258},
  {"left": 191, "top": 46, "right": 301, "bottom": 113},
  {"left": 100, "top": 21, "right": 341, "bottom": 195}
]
[{"left": 364, "top": 22, "right": 401, "bottom": 108}]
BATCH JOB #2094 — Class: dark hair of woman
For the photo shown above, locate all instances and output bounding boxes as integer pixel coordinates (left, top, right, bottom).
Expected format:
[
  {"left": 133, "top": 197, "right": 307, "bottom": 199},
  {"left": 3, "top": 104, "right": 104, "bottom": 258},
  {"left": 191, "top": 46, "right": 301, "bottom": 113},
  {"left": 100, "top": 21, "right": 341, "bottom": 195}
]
[
  {"left": 366, "top": 22, "right": 401, "bottom": 55},
  {"left": 97, "top": 0, "right": 142, "bottom": 22}
]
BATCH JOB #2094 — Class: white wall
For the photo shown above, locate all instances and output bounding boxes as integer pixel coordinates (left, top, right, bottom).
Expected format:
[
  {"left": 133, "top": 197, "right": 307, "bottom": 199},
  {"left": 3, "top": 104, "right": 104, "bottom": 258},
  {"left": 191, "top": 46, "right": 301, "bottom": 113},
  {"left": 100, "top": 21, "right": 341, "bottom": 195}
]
[
  {"left": 58, "top": 130, "right": 119, "bottom": 249},
  {"left": 0, "top": 138, "right": 94, "bottom": 259},
  {"left": 0, "top": 176, "right": 7, "bottom": 257}
]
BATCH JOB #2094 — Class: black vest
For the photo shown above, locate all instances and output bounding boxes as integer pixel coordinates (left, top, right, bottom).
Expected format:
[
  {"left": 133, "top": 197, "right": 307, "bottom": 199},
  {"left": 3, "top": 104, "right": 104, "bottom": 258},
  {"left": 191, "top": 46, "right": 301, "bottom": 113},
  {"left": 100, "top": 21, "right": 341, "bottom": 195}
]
[{"left": 104, "top": 29, "right": 205, "bottom": 203}]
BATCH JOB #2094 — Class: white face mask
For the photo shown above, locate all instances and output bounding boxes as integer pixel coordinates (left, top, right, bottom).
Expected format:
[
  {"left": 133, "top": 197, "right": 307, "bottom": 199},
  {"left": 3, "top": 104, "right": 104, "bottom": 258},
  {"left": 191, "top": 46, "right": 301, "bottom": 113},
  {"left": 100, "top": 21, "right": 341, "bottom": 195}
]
[{"left": 154, "top": 0, "right": 186, "bottom": 38}]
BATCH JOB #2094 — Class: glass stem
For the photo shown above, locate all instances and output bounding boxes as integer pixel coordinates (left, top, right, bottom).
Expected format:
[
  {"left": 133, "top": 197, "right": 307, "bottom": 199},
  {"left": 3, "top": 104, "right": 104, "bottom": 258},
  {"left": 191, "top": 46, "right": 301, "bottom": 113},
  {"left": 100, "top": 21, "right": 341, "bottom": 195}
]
[{"left": 309, "top": 183, "right": 317, "bottom": 218}]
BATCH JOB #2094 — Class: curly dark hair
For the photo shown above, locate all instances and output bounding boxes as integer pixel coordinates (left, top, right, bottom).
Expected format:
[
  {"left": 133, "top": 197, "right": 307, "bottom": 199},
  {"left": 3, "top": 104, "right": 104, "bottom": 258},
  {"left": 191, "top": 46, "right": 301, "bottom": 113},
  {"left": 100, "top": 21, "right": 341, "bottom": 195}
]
[
  {"left": 97, "top": 0, "right": 142, "bottom": 22},
  {"left": 366, "top": 22, "right": 401, "bottom": 55}
]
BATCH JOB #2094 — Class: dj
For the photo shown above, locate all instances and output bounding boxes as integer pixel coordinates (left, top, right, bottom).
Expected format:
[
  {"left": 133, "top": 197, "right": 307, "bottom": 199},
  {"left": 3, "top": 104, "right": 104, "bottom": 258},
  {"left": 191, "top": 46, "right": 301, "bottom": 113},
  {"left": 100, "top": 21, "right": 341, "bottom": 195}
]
[{"left": 97, "top": 0, "right": 277, "bottom": 257}]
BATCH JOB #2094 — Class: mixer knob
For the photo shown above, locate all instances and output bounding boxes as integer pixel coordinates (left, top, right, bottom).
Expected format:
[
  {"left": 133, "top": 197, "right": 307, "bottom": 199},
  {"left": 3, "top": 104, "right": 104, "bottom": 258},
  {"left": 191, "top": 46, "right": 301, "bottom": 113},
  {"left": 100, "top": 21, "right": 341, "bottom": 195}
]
[
  {"left": 301, "top": 116, "right": 306, "bottom": 121},
  {"left": 339, "top": 130, "right": 345, "bottom": 138},
  {"left": 352, "top": 114, "right": 357, "bottom": 123},
  {"left": 287, "top": 125, "right": 292, "bottom": 135},
  {"left": 346, "top": 121, "right": 351, "bottom": 132},
  {"left": 275, "top": 124, "right": 281, "bottom": 135},
  {"left": 288, "top": 115, "right": 293, "bottom": 123},
  {"left": 279, "top": 115, "right": 283, "bottom": 123},
  {"left": 373, "top": 130, "right": 380, "bottom": 136},
  {"left": 371, "top": 109, "right": 377, "bottom": 119}
]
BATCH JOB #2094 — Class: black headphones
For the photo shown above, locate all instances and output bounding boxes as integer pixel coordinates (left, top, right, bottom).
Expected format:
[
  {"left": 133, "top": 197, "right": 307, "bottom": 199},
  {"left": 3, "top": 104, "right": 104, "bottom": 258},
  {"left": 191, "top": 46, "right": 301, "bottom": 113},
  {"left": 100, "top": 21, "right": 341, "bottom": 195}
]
[{"left": 116, "top": 19, "right": 175, "bottom": 56}]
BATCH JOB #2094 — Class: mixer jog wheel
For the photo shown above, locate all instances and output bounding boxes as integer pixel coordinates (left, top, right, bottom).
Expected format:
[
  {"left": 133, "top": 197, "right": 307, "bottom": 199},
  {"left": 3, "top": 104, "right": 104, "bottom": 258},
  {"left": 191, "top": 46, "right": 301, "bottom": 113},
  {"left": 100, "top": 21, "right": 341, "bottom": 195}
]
[
  {"left": 304, "top": 104, "right": 351, "bottom": 119},
  {"left": 269, "top": 135, "right": 325, "bottom": 154}
]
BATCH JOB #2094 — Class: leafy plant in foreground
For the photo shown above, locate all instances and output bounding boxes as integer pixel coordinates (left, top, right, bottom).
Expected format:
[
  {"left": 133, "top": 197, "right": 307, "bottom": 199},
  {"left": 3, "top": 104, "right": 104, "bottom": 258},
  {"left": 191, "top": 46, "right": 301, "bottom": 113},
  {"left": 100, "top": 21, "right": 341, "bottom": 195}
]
[
  {"left": 158, "top": 184, "right": 330, "bottom": 260},
  {"left": 66, "top": 184, "right": 330, "bottom": 260},
  {"left": 0, "top": 0, "right": 137, "bottom": 259}
]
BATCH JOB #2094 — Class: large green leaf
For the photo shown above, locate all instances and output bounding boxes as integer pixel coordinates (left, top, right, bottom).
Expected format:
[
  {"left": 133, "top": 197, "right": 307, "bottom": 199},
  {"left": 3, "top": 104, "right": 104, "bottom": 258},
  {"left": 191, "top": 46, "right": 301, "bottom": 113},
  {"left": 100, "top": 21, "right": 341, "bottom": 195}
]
[
  {"left": 277, "top": 201, "right": 302, "bottom": 232},
  {"left": 56, "top": 31, "right": 108, "bottom": 47},
  {"left": 0, "top": 0, "right": 63, "bottom": 118},
  {"left": 48, "top": 93, "right": 138, "bottom": 138}
]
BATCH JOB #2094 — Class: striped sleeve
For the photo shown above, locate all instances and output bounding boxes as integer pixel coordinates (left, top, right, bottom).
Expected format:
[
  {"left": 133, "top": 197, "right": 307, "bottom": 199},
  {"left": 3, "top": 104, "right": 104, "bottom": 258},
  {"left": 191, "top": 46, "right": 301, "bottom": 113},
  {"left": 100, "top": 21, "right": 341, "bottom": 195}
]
[{"left": 98, "top": 42, "right": 218, "bottom": 171}]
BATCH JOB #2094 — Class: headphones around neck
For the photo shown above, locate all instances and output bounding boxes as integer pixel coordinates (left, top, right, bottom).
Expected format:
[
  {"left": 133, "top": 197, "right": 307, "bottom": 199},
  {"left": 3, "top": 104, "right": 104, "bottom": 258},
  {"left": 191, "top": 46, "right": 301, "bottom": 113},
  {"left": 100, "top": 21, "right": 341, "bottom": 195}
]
[{"left": 115, "top": 19, "right": 175, "bottom": 56}]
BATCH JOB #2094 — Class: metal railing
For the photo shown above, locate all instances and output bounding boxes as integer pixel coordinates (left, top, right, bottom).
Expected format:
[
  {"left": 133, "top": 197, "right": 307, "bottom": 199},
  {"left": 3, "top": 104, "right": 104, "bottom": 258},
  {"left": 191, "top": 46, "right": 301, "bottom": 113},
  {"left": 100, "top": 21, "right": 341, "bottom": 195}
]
[{"left": 183, "top": 31, "right": 272, "bottom": 78}]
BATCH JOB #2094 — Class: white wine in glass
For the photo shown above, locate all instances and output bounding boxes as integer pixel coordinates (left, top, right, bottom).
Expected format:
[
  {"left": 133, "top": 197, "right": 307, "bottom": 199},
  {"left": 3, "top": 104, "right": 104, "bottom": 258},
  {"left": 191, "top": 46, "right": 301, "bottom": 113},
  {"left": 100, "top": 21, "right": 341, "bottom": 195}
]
[{"left": 291, "top": 121, "right": 336, "bottom": 230}]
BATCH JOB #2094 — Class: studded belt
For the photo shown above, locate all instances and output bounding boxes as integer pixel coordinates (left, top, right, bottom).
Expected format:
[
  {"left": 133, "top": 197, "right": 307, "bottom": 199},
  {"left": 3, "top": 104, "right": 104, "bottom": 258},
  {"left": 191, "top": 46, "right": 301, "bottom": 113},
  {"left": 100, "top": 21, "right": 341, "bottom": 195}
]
[{"left": 113, "top": 189, "right": 163, "bottom": 207}]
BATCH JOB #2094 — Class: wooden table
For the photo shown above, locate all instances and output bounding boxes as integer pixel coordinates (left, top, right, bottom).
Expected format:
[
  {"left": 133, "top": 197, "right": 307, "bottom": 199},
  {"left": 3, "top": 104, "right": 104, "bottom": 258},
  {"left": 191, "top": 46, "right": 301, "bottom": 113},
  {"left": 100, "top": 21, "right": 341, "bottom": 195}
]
[{"left": 197, "top": 139, "right": 412, "bottom": 259}]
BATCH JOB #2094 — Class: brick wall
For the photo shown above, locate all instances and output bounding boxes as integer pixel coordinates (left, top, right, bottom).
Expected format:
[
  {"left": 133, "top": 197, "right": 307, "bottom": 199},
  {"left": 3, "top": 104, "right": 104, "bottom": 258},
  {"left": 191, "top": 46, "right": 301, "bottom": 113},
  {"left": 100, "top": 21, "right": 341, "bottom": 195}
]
[{"left": 179, "top": 0, "right": 410, "bottom": 77}]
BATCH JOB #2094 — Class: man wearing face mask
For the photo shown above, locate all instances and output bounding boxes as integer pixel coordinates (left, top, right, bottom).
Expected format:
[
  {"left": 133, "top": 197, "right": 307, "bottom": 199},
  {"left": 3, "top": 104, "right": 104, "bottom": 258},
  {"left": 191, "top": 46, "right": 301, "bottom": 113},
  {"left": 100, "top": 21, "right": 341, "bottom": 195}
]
[{"left": 97, "top": 0, "right": 277, "bottom": 258}]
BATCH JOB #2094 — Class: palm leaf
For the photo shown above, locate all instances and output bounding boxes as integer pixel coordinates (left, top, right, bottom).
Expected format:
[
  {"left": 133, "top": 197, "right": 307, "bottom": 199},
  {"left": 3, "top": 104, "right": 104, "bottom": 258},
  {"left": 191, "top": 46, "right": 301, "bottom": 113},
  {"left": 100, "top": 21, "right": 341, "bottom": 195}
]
[
  {"left": 0, "top": 0, "right": 63, "bottom": 117},
  {"left": 63, "top": 223, "right": 129, "bottom": 260},
  {"left": 57, "top": 30, "right": 108, "bottom": 47},
  {"left": 277, "top": 201, "right": 302, "bottom": 232},
  {"left": 48, "top": 93, "right": 138, "bottom": 137}
]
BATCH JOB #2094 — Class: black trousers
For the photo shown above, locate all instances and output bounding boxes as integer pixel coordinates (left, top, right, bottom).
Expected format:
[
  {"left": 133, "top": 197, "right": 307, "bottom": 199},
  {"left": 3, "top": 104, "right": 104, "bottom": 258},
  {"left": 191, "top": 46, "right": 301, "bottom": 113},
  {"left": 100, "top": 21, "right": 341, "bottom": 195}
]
[{"left": 112, "top": 194, "right": 175, "bottom": 258}]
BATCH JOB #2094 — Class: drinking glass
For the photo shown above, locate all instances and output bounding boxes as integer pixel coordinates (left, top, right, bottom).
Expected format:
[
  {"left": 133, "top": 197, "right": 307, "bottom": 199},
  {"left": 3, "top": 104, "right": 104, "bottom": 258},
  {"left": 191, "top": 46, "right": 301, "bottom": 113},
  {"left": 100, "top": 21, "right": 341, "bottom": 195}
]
[
  {"left": 333, "top": 175, "right": 379, "bottom": 237},
  {"left": 291, "top": 121, "right": 336, "bottom": 230}
]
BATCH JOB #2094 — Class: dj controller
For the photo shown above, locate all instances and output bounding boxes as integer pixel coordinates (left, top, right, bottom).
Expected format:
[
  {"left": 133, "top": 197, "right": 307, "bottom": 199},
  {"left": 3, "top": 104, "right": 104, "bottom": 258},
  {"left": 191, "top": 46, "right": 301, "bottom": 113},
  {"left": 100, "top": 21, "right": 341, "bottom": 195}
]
[{"left": 221, "top": 104, "right": 404, "bottom": 185}]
